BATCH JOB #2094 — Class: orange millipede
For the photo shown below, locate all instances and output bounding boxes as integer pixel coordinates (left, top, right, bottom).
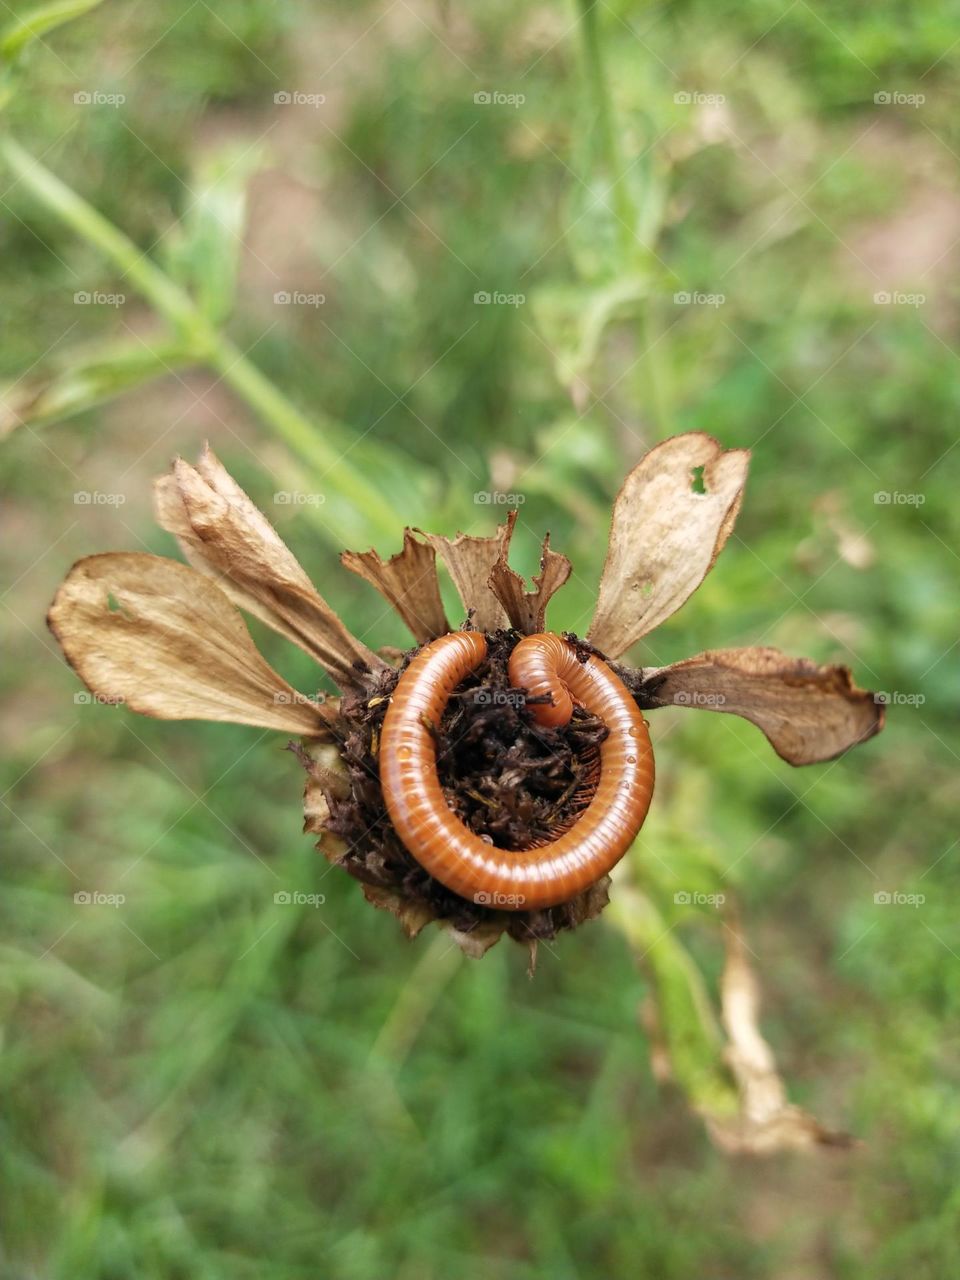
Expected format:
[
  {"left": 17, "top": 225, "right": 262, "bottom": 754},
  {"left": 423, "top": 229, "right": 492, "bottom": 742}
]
[{"left": 379, "top": 632, "right": 655, "bottom": 912}]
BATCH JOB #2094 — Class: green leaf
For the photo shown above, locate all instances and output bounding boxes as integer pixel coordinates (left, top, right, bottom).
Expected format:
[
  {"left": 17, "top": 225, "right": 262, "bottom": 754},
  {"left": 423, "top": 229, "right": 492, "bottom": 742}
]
[
  {"left": 0, "top": 0, "right": 104, "bottom": 64},
  {"left": 532, "top": 275, "right": 650, "bottom": 392},
  {"left": 162, "top": 144, "right": 262, "bottom": 326},
  {"left": 607, "top": 884, "right": 738, "bottom": 1118},
  {"left": 0, "top": 335, "right": 197, "bottom": 436}
]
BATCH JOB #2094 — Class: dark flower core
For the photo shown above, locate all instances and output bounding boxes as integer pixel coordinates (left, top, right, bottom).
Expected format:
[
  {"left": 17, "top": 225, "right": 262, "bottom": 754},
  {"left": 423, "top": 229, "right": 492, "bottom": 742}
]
[{"left": 316, "top": 630, "right": 619, "bottom": 945}]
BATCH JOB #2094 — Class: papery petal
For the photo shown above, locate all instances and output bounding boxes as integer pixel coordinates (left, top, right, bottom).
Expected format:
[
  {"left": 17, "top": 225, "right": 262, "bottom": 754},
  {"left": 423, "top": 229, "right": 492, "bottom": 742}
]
[
  {"left": 488, "top": 533, "right": 572, "bottom": 635},
  {"left": 422, "top": 510, "right": 517, "bottom": 632},
  {"left": 341, "top": 529, "right": 449, "bottom": 643},
  {"left": 589, "top": 433, "right": 750, "bottom": 656},
  {"left": 300, "top": 744, "right": 351, "bottom": 836},
  {"left": 154, "top": 445, "right": 386, "bottom": 688},
  {"left": 48, "top": 554, "right": 335, "bottom": 735},
  {"left": 639, "top": 646, "right": 884, "bottom": 765}
]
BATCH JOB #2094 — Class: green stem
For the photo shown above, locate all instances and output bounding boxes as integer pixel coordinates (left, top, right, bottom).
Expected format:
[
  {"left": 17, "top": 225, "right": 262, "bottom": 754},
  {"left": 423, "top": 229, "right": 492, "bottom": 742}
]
[
  {"left": 577, "top": 0, "right": 634, "bottom": 246},
  {"left": 576, "top": 0, "right": 671, "bottom": 435},
  {"left": 368, "top": 931, "right": 462, "bottom": 1066},
  {"left": 0, "top": 137, "right": 398, "bottom": 541}
]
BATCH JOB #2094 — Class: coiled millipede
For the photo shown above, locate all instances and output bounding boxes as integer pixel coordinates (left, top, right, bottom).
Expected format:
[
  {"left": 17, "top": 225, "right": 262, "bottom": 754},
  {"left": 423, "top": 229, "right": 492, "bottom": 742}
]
[{"left": 379, "top": 632, "right": 655, "bottom": 911}]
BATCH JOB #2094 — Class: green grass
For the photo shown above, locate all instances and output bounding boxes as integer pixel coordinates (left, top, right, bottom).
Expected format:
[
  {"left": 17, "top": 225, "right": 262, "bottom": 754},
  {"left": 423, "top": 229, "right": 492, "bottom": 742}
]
[{"left": 2, "top": 0, "right": 959, "bottom": 1275}]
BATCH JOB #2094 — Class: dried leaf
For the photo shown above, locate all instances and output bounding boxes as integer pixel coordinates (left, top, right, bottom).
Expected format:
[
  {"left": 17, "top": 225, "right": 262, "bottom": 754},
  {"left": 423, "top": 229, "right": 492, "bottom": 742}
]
[
  {"left": 154, "top": 445, "right": 386, "bottom": 688},
  {"left": 48, "top": 553, "right": 334, "bottom": 735},
  {"left": 422, "top": 510, "right": 517, "bottom": 632},
  {"left": 706, "top": 918, "right": 856, "bottom": 1154},
  {"left": 589, "top": 433, "right": 750, "bottom": 657},
  {"left": 488, "top": 533, "right": 572, "bottom": 635},
  {"left": 640, "top": 646, "right": 884, "bottom": 765},
  {"left": 608, "top": 882, "right": 854, "bottom": 1154},
  {"left": 341, "top": 529, "right": 449, "bottom": 643}
]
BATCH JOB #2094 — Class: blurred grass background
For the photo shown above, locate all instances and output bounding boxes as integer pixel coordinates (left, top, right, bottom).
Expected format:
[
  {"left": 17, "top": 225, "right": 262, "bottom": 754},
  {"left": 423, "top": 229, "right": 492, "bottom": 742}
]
[{"left": 1, "top": 0, "right": 958, "bottom": 1275}]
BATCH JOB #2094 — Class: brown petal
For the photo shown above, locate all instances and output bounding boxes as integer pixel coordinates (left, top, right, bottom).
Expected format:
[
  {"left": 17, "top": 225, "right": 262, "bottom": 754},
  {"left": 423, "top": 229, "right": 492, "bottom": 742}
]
[
  {"left": 705, "top": 917, "right": 856, "bottom": 1154},
  {"left": 488, "top": 533, "right": 572, "bottom": 635},
  {"left": 340, "top": 529, "right": 449, "bottom": 643},
  {"left": 639, "top": 646, "right": 884, "bottom": 765},
  {"left": 589, "top": 433, "right": 750, "bottom": 657},
  {"left": 300, "top": 744, "right": 351, "bottom": 836},
  {"left": 359, "top": 884, "right": 509, "bottom": 957},
  {"left": 48, "top": 553, "right": 335, "bottom": 735},
  {"left": 154, "top": 445, "right": 386, "bottom": 688},
  {"left": 422, "top": 510, "right": 517, "bottom": 632}
]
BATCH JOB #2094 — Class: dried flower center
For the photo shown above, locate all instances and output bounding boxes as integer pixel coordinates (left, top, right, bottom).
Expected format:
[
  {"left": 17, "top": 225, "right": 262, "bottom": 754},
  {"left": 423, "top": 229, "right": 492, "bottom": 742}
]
[{"left": 324, "top": 630, "right": 623, "bottom": 943}]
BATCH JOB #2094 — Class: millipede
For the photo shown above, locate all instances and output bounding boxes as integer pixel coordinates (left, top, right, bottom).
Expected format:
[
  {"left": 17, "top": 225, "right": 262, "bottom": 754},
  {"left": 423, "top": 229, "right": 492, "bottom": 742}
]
[{"left": 379, "top": 631, "right": 655, "bottom": 911}]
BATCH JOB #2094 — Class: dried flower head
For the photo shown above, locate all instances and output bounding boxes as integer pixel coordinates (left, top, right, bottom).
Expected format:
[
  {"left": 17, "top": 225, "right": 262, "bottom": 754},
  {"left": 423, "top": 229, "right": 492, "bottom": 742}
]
[{"left": 48, "top": 433, "right": 884, "bottom": 958}]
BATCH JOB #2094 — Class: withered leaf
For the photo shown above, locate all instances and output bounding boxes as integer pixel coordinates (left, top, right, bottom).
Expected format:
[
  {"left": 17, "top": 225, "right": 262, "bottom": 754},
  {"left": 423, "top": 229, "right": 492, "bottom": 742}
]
[
  {"left": 706, "top": 917, "right": 856, "bottom": 1154},
  {"left": 341, "top": 529, "right": 450, "bottom": 643},
  {"left": 640, "top": 645, "right": 884, "bottom": 765},
  {"left": 48, "top": 553, "right": 335, "bottom": 735},
  {"left": 589, "top": 432, "right": 749, "bottom": 657},
  {"left": 154, "top": 445, "right": 385, "bottom": 688}
]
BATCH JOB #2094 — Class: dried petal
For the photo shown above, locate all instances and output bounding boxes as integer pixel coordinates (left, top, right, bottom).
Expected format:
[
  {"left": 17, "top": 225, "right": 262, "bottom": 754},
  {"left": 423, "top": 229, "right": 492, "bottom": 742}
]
[
  {"left": 362, "top": 885, "right": 443, "bottom": 941},
  {"left": 422, "top": 511, "right": 517, "bottom": 632},
  {"left": 301, "top": 744, "right": 351, "bottom": 836},
  {"left": 341, "top": 529, "right": 449, "bottom": 643},
  {"left": 640, "top": 646, "right": 884, "bottom": 765},
  {"left": 154, "top": 445, "right": 385, "bottom": 688},
  {"left": 488, "top": 533, "right": 572, "bottom": 635},
  {"left": 48, "top": 554, "right": 334, "bottom": 735},
  {"left": 589, "top": 433, "right": 750, "bottom": 656},
  {"left": 706, "top": 918, "right": 856, "bottom": 1154}
]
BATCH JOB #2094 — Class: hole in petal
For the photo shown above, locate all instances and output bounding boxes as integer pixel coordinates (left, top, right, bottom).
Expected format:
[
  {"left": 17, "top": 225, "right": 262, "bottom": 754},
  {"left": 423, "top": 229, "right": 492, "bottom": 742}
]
[
  {"left": 690, "top": 464, "right": 707, "bottom": 495},
  {"left": 105, "top": 590, "right": 134, "bottom": 622}
]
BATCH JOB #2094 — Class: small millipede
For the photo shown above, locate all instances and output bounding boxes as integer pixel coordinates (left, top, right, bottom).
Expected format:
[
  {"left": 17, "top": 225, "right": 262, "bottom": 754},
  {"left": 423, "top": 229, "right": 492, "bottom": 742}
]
[{"left": 379, "top": 632, "right": 655, "bottom": 911}]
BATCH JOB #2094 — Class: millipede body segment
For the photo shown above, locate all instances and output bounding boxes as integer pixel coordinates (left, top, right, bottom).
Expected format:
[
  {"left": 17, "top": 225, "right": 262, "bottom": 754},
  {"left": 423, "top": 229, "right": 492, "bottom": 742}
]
[{"left": 379, "top": 631, "right": 655, "bottom": 911}]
